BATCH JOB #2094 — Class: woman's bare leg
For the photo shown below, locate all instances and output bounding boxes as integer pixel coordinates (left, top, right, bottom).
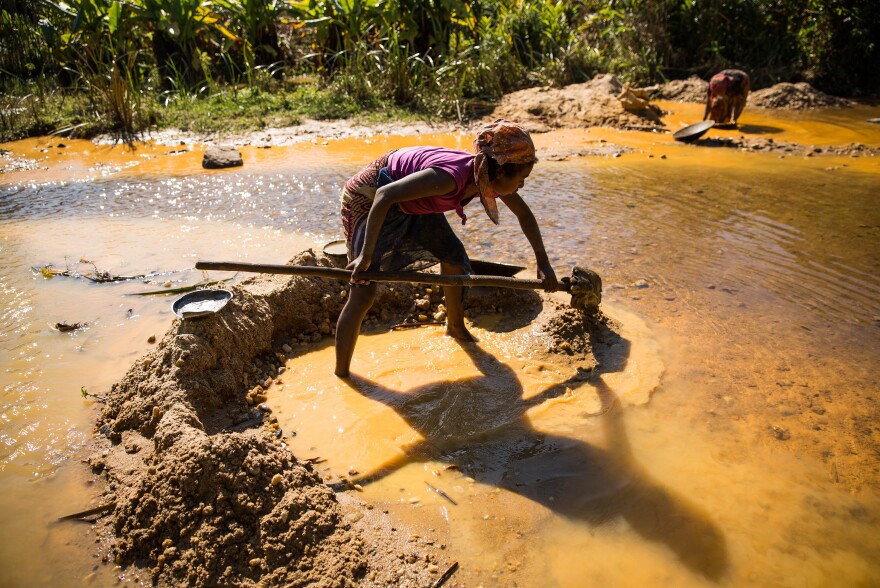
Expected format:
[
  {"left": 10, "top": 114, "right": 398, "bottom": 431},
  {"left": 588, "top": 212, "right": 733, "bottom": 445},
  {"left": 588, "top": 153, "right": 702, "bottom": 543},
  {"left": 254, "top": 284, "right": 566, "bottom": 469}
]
[
  {"left": 441, "top": 261, "right": 475, "bottom": 342},
  {"left": 335, "top": 283, "right": 378, "bottom": 377}
]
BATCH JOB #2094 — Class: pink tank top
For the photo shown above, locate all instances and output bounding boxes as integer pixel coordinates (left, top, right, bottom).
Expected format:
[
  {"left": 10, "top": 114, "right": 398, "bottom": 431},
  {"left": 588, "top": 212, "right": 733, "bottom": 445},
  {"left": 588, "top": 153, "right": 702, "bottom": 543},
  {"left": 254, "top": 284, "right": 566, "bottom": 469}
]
[{"left": 387, "top": 147, "right": 476, "bottom": 223}]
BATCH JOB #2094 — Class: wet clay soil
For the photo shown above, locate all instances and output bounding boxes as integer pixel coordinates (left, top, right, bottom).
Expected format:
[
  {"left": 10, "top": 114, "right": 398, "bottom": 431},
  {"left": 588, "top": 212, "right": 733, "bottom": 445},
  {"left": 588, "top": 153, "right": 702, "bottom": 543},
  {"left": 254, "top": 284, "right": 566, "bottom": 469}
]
[{"left": 89, "top": 249, "right": 607, "bottom": 586}]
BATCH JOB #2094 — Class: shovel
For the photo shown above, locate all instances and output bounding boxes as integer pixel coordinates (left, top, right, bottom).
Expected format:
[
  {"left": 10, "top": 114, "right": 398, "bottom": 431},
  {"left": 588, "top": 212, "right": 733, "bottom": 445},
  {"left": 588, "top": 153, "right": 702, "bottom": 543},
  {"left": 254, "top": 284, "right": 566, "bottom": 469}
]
[{"left": 194, "top": 260, "right": 602, "bottom": 313}]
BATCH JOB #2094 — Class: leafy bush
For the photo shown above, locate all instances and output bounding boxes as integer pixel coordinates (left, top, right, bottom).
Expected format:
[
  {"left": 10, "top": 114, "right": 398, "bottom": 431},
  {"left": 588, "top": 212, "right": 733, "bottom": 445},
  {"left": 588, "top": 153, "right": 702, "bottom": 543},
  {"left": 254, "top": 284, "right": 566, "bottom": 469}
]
[{"left": 2, "top": 0, "right": 876, "bottom": 142}]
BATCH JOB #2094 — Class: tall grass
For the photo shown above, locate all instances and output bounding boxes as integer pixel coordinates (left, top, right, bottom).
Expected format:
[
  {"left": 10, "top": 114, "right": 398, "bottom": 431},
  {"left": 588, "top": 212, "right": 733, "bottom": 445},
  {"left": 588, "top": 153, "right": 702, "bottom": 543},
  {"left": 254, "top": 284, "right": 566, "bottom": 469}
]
[{"left": 0, "top": 3, "right": 50, "bottom": 78}]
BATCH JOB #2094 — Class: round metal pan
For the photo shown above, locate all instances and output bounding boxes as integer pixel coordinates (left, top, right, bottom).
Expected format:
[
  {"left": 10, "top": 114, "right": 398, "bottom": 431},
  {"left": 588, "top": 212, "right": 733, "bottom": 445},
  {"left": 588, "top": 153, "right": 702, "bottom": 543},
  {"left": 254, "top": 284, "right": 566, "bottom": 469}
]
[
  {"left": 322, "top": 240, "right": 348, "bottom": 268},
  {"left": 172, "top": 289, "right": 233, "bottom": 319},
  {"left": 673, "top": 120, "right": 715, "bottom": 142}
]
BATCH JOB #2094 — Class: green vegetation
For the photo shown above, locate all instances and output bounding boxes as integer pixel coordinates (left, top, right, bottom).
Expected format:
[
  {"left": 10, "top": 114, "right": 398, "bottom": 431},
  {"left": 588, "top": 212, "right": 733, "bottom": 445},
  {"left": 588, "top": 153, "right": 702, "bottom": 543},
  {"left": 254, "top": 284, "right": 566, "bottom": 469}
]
[
  {"left": 1, "top": 0, "right": 877, "bottom": 143},
  {"left": 81, "top": 386, "right": 107, "bottom": 402}
]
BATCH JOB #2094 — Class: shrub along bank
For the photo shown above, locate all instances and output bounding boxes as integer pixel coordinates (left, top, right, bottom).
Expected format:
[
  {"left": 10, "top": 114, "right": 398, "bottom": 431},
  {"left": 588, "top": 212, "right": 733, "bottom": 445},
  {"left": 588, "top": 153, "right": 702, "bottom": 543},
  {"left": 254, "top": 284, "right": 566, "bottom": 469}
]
[{"left": 1, "top": 0, "right": 877, "bottom": 143}]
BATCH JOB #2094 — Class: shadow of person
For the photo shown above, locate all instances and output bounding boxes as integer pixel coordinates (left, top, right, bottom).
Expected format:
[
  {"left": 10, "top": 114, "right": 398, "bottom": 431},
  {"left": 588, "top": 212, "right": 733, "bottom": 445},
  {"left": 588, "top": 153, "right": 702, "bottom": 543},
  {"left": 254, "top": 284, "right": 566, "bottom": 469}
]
[
  {"left": 340, "top": 323, "right": 728, "bottom": 581},
  {"left": 736, "top": 124, "right": 784, "bottom": 135}
]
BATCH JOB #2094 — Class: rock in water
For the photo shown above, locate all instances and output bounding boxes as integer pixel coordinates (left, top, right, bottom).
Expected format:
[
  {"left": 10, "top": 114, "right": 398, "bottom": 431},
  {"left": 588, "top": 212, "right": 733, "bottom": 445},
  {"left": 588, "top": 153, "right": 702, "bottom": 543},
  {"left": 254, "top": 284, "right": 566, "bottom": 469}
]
[{"left": 202, "top": 145, "right": 243, "bottom": 169}]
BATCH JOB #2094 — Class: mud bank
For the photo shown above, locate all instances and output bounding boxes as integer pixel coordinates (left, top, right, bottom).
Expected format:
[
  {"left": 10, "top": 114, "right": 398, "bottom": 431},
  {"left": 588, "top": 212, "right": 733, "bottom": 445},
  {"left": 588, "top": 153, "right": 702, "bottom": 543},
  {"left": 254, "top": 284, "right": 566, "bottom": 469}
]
[
  {"left": 125, "top": 119, "right": 462, "bottom": 150},
  {"left": 89, "top": 250, "right": 608, "bottom": 586},
  {"left": 79, "top": 74, "right": 866, "bottom": 166},
  {"left": 684, "top": 136, "right": 880, "bottom": 158}
]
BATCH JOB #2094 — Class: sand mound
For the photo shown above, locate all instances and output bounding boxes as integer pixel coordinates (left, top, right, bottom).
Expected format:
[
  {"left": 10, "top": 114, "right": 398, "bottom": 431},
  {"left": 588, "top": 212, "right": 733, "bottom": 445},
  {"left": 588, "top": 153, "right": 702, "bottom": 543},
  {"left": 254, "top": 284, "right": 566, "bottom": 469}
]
[
  {"left": 112, "top": 427, "right": 362, "bottom": 586},
  {"left": 90, "top": 250, "right": 604, "bottom": 586},
  {"left": 91, "top": 250, "right": 427, "bottom": 586},
  {"left": 641, "top": 76, "right": 708, "bottom": 104},
  {"left": 489, "top": 74, "right": 665, "bottom": 133},
  {"left": 750, "top": 82, "right": 853, "bottom": 109}
]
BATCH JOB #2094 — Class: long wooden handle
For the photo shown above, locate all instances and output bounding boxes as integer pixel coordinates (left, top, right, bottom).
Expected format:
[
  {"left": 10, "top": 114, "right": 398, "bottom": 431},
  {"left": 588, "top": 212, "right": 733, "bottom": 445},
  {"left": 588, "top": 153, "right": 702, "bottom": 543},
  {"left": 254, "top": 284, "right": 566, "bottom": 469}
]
[{"left": 195, "top": 260, "right": 568, "bottom": 292}]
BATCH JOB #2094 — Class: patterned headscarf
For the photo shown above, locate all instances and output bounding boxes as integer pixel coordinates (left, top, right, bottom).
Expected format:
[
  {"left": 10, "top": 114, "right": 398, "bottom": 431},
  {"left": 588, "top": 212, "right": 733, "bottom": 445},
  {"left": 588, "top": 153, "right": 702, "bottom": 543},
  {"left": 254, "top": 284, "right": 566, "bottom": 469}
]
[{"left": 473, "top": 120, "right": 536, "bottom": 224}]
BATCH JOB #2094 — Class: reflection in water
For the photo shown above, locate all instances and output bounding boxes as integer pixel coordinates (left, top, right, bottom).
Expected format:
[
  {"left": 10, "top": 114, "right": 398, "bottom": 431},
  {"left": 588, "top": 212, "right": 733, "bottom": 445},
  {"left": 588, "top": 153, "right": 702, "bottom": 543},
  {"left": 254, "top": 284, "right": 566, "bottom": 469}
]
[{"left": 343, "top": 328, "right": 727, "bottom": 581}]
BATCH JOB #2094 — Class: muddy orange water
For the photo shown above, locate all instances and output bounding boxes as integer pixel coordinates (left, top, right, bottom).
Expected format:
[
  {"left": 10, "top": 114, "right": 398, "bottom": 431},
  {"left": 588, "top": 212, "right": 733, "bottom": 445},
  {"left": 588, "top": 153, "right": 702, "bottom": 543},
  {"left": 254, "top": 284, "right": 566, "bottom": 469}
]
[{"left": 1, "top": 102, "right": 879, "bottom": 586}]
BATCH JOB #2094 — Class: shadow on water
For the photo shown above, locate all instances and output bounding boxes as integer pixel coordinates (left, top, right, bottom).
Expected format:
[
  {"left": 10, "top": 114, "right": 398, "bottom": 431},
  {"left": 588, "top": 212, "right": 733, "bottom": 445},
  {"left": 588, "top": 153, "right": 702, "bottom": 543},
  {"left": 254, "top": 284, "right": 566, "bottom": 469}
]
[
  {"left": 706, "top": 123, "right": 783, "bottom": 135},
  {"left": 736, "top": 124, "right": 784, "bottom": 135},
  {"left": 466, "top": 288, "right": 543, "bottom": 333},
  {"left": 340, "top": 321, "right": 728, "bottom": 581}
]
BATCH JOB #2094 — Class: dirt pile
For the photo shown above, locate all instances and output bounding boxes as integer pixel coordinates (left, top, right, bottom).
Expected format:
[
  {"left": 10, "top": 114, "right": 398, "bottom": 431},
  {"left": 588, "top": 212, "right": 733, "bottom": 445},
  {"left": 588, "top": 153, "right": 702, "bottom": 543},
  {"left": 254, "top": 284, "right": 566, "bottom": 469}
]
[
  {"left": 487, "top": 74, "right": 853, "bottom": 134},
  {"left": 539, "top": 303, "right": 609, "bottom": 361},
  {"left": 489, "top": 74, "right": 665, "bottom": 133},
  {"left": 749, "top": 82, "right": 853, "bottom": 109},
  {"left": 90, "top": 250, "right": 604, "bottom": 586},
  {"left": 107, "top": 427, "right": 363, "bottom": 586},
  {"left": 641, "top": 76, "right": 708, "bottom": 104},
  {"left": 91, "top": 250, "right": 435, "bottom": 586}
]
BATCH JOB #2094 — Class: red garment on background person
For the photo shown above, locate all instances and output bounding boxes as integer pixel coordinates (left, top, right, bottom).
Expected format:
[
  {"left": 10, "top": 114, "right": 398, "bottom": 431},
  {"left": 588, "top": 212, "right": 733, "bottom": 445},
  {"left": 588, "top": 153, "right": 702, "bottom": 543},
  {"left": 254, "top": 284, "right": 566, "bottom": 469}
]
[{"left": 704, "top": 69, "right": 751, "bottom": 125}]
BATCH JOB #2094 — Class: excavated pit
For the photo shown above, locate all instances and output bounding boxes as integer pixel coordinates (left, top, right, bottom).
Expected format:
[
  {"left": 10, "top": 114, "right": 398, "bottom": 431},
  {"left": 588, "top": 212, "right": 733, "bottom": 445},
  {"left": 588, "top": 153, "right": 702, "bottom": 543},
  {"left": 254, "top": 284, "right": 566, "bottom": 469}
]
[{"left": 90, "top": 249, "right": 612, "bottom": 586}]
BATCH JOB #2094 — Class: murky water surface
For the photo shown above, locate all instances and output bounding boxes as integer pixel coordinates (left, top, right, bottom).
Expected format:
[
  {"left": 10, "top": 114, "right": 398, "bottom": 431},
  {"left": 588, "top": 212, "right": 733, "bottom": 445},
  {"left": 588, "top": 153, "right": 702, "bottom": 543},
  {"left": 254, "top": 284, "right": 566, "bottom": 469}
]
[{"left": 1, "top": 103, "right": 878, "bottom": 586}]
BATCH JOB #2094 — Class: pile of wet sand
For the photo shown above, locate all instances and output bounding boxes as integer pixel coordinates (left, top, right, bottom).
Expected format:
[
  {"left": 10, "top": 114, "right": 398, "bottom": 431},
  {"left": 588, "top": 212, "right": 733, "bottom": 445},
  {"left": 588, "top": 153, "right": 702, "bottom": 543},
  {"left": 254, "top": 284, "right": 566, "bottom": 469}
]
[
  {"left": 641, "top": 76, "right": 708, "bottom": 104},
  {"left": 89, "top": 250, "right": 603, "bottom": 586},
  {"left": 489, "top": 74, "right": 665, "bottom": 133},
  {"left": 749, "top": 82, "right": 854, "bottom": 109}
]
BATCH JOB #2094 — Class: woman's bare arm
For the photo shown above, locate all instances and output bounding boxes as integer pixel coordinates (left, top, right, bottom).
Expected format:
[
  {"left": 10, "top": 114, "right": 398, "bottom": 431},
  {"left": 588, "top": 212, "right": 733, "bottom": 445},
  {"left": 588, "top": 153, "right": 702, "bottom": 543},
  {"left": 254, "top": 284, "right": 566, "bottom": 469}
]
[
  {"left": 350, "top": 168, "right": 457, "bottom": 280},
  {"left": 498, "top": 192, "right": 558, "bottom": 291}
]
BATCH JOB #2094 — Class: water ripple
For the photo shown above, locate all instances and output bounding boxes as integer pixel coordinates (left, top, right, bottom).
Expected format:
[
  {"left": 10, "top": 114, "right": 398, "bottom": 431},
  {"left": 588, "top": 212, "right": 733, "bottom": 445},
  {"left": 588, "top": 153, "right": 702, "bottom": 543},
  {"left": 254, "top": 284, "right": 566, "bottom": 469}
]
[{"left": 2, "top": 157, "right": 879, "bottom": 329}]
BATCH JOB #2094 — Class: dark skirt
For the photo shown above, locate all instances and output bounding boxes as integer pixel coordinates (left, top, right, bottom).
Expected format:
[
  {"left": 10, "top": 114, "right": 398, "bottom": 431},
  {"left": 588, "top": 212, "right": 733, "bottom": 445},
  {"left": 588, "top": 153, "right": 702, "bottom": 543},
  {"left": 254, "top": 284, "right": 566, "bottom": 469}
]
[{"left": 344, "top": 167, "right": 472, "bottom": 274}]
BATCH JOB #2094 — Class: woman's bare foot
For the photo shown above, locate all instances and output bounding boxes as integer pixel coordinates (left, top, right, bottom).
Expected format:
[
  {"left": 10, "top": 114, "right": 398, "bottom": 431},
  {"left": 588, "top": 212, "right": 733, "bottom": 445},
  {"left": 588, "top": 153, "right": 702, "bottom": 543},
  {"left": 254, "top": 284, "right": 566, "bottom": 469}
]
[{"left": 446, "top": 324, "right": 477, "bottom": 342}]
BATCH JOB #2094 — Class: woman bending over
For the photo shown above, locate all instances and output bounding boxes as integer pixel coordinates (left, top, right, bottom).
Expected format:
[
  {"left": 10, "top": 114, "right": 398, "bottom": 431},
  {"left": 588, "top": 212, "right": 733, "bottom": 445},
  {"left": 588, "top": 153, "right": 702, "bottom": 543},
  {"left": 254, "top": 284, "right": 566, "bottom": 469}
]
[{"left": 335, "top": 120, "right": 557, "bottom": 377}]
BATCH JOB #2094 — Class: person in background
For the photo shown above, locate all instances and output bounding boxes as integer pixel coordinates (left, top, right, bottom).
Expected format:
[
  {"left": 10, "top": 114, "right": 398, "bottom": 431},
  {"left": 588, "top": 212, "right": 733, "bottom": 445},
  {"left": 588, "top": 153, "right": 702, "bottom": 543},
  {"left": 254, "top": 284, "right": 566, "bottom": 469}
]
[
  {"left": 703, "top": 69, "right": 751, "bottom": 125},
  {"left": 334, "top": 120, "right": 558, "bottom": 377}
]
